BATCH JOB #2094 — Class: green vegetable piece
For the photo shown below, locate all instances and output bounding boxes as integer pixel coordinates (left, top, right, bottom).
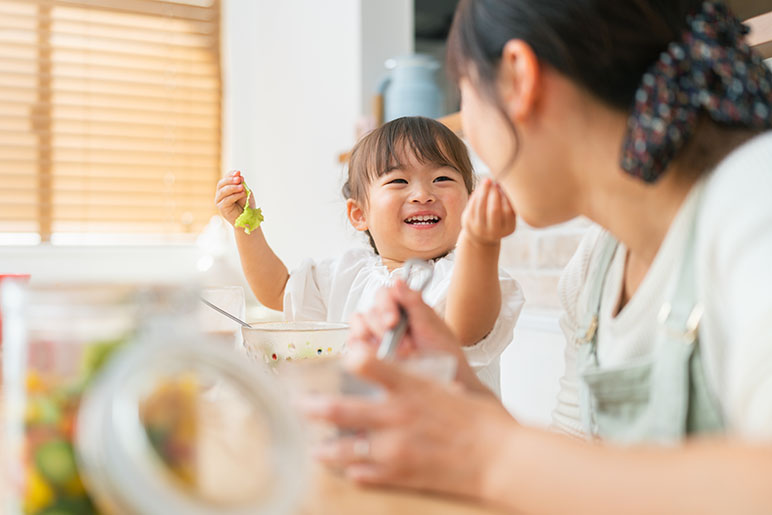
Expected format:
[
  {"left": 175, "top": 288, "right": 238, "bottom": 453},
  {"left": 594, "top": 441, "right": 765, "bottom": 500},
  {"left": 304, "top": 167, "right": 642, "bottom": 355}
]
[
  {"left": 34, "top": 440, "right": 78, "bottom": 487},
  {"left": 29, "top": 396, "right": 62, "bottom": 426},
  {"left": 37, "top": 496, "right": 97, "bottom": 515},
  {"left": 234, "top": 184, "right": 264, "bottom": 234},
  {"left": 81, "top": 338, "right": 126, "bottom": 380}
]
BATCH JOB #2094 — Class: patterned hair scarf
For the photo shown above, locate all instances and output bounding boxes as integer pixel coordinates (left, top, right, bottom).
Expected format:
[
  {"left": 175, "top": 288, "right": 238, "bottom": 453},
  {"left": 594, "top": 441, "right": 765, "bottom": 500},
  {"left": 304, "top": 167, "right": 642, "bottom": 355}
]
[{"left": 621, "top": 0, "right": 772, "bottom": 182}]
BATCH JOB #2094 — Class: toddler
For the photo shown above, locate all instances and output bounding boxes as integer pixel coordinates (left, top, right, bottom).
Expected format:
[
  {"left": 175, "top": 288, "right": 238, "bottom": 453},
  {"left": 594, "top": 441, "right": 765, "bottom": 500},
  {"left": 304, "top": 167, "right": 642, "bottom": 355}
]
[{"left": 215, "top": 116, "right": 524, "bottom": 394}]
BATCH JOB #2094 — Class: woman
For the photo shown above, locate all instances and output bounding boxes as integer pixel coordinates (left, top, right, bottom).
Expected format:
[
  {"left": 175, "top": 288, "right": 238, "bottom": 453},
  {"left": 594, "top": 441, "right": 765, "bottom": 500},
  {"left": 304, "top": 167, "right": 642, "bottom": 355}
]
[{"left": 302, "top": 0, "right": 772, "bottom": 512}]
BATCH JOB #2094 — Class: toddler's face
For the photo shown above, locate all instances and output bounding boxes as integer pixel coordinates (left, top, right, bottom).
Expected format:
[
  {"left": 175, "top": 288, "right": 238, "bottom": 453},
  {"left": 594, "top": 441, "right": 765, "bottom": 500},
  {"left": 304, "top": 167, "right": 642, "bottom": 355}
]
[{"left": 351, "top": 152, "right": 470, "bottom": 262}]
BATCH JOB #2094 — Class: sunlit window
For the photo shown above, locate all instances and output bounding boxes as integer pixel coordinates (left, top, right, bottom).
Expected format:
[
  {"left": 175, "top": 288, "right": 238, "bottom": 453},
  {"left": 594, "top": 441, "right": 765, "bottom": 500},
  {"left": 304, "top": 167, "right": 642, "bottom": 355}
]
[{"left": 0, "top": 0, "right": 221, "bottom": 244}]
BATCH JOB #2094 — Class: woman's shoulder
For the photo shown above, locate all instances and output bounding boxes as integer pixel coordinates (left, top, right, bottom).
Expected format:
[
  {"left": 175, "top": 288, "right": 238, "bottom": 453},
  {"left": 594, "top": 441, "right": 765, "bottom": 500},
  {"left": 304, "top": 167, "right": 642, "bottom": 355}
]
[
  {"left": 707, "top": 130, "right": 772, "bottom": 187},
  {"left": 698, "top": 131, "right": 772, "bottom": 247},
  {"left": 702, "top": 131, "right": 772, "bottom": 208}
]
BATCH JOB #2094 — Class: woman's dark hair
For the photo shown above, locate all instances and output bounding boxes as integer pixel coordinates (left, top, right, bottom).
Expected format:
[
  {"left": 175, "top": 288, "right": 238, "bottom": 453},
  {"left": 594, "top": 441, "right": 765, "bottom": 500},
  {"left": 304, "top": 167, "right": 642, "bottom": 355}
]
[
  {"left": 447, "top": 0, "right": 702, "bottom": 114},
  {"left": 343, "top": 116, "right": 476, "bottom": 254}
]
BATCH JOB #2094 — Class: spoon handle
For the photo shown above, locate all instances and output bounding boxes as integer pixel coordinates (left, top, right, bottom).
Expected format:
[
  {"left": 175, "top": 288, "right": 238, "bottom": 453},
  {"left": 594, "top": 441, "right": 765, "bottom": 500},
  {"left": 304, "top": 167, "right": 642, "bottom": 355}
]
[
  {"left": 376, "top": 306, "right": 407, "bottom": 360},
  {"left": 200, "top": 297, "right": 253, "bottom": 328}
]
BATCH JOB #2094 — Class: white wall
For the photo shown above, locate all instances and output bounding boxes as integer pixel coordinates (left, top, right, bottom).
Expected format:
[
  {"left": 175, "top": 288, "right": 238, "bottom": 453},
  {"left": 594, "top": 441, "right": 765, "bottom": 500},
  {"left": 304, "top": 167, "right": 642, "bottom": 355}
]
[
  {"left": 500, "top": 311, "right": 565, "bottom": 427},
  {"left": 223, "top": 0, "right": 414, "bottom": 272},
  {"left": 360, "top": 0, "right": 414, "bottom": 117}
]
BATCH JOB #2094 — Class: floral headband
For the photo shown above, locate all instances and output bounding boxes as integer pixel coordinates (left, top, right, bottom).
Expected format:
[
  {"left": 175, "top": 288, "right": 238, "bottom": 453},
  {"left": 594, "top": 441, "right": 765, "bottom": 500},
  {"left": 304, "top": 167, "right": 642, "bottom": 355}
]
[{"left": 621, "top": 0, "right": 772, "bottom": 182}]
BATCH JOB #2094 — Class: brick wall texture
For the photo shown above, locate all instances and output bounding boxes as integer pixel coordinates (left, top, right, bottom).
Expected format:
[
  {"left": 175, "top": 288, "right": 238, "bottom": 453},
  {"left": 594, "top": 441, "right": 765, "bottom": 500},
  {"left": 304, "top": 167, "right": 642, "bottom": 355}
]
[{"left": 500, "top": 217, "right": 593, "bottom": 311}]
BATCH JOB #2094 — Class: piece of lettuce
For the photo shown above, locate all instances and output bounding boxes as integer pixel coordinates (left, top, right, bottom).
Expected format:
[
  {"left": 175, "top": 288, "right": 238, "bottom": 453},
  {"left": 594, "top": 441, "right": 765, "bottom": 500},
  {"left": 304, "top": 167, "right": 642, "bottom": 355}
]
[{"left": 234, "top": 184, "right": 264, "bottom": 234}]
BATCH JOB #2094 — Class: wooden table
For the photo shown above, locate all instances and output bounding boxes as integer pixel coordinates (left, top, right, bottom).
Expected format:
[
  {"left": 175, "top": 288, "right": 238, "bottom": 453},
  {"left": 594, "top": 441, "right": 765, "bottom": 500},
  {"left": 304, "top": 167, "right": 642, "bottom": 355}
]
[
  {"left": 1, "top": 390, "right": 502, "bottom": 514},
  {"left": 300, "top": 465, "right": 501, "bottom": 515}
]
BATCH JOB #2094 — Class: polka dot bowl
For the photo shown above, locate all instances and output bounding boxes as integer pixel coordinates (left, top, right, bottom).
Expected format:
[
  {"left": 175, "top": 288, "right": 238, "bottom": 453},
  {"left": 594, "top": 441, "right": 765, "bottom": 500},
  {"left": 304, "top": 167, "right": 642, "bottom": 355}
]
[{"left": 241, "top": 321, "right": 349, "bottom": 366}]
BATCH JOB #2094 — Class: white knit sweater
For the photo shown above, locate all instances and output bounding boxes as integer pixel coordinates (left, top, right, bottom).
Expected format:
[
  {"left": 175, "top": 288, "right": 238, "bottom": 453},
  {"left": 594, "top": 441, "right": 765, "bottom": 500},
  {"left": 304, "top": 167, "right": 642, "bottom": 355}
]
[{"left": 552, "top": 131, "right": 772, "bottom": 441}]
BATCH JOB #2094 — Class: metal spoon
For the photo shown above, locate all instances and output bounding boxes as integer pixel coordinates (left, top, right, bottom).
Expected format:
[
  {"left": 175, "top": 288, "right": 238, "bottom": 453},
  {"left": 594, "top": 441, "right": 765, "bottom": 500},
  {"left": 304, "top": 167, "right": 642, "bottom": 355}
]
[
  {"left": 376, "top": 259, "right": 433, "bottom": 360},
  {"left": 200, "top": 297, "right": 253, "bottom": 329}
]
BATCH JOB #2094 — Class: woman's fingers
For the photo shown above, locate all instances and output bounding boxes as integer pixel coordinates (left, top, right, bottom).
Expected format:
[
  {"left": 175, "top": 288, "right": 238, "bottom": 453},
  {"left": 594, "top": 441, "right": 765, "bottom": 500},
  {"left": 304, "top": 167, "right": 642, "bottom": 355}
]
[
  {"left": 350, "top": 280, "right": 462, "bottom": 358},
  {"left": 301, "top": 393, "right": 399, "bottom": 430},
  {"left": 345, "top": 345, "right": 430, "bottom": 393},
  {"left": 343, "top": 463, "right": 389, "bottom": 485},
  {"left": 312, "top": 433, "right": 407, "bottom": 486},
  {"left": 347, "top": 313, "right": 379, "bottom": 348},
  {"left": 391, "top": 278, "right": 427, "bottom": 311},
  {"left": 392, "top": 280, "right": 450, "bottom": 334},
  {"left": 360, "top": 286, "right": 402, "bottom": 338}
]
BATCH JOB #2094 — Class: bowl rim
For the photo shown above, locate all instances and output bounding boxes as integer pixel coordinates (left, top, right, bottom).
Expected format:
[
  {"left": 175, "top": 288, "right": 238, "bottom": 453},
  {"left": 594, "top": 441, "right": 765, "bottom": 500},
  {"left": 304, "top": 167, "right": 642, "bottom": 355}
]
[{"left": 242, "top": 321, "right": 349, "bottom": 333}]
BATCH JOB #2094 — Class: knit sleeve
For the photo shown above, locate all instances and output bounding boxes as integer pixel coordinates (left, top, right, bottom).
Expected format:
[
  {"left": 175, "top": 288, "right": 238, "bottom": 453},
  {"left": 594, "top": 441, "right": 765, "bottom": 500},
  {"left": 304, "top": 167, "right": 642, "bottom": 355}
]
[{"left": 550, "top": 225, "right": 604, "bottom": 438}]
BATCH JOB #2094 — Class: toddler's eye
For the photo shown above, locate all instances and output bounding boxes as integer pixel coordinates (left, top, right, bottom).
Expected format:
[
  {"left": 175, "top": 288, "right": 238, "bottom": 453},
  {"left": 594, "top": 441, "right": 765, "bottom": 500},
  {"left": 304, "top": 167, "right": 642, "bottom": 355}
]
[
  {"left": 433, "top": 176, "right": 453, "bottom": 182},
  {"left": 386, "top": 178, "right": 408, "bottom": 185}
]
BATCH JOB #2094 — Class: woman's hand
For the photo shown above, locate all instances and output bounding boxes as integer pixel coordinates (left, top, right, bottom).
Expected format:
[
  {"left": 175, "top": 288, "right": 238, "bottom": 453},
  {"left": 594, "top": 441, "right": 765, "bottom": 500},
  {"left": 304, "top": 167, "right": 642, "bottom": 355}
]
[
  {"left": 349, "top": 278, "right": 495, "bottom": 394},
  {"left": 301, "top": 347, "right": 517, "bottom": 498},
  {"left": 348, "top": 280, "right": 464, "bottom": 359},
  {"left": 461, "top": 178, "right": 516, "bottom": 246},
  {"left": 215, "top": 170, "right": 254, "bottom": 226}
]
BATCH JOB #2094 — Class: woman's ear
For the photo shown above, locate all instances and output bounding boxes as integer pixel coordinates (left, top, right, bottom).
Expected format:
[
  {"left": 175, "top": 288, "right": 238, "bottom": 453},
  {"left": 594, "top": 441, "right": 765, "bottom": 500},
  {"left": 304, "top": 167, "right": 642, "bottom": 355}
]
[
  {"left": 499, "top": 39, "right": 540, "bottom": 123},
  {"left": 346, "top": 199, "right": 369, "bottom": 231}
]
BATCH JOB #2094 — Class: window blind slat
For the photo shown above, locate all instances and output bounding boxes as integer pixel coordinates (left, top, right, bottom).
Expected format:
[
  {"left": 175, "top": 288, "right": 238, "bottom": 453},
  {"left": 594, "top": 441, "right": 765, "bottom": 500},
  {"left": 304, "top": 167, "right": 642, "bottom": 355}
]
[
  {"left": 0, "top": 1, "right": 38, "bottom": 16},
  {"left": 0, "top": 78, "right": 218, "bottom": 102},
  {"left": 35, "top": 98, "right": 218, "bottom": 118},
  {"left": 0, "top": 211, "right": 38, "bottom": 222},
  {"left": 52, "top": 150, "right": 218, "bottom": 168},
  {"left": 50, "top": 0, "right": 216, "bottom": 23},
  {"left": 52, "top": 208, "right": 213, "bottom": 223},
  {"left": 0, "top": 146, "right": 38, "bottom": 160},
  {"left": 51, "top": 126, "right": 217, "bottom": 143},
  {"left": 0, "top": 41, "right": 214, "bottom": 66},
  {"left": 51, "top": 33, "right": 215, "bottom": 59},
  {"left": 52, "top": 107, "right": 217, "bottom": 128},
  {"left": 54, "top": 76, "right": 217, "bottom": 97},
  {"left": 54, "top": 177, "right": 214, "bottom": 189},
  {"left": 51, "top": 65, "right": 218, "bottom": 89},
  {"left": 0, "top": 164, "right": 38, "bottom": 175},
  {"left": 53, "top": 163, "right": 218, "bottom": 178},
  {"left": 52, "top": 195, "right": 213, "bottom": 208},
  {"left": 1, "top": 53, "right": 218, "bottom": 79},
  {"left": 52, "top": 19, "right": 216, "bottom": 47},
  {"left": 53, "top": 6, "right": 216, "bottom": 35},
  {"left": 1, "top": 71, "right": 219, "bottom": 92},
  {"left": 53, "top": 137, "right": 219, "bottom": 156}
]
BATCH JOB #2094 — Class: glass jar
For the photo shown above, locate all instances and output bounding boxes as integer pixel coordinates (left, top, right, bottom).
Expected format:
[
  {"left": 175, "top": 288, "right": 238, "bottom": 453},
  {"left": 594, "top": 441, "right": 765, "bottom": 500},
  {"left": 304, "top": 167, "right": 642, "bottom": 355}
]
[{"left": 2, "top": 282, "right": 305, "bottom": 515}]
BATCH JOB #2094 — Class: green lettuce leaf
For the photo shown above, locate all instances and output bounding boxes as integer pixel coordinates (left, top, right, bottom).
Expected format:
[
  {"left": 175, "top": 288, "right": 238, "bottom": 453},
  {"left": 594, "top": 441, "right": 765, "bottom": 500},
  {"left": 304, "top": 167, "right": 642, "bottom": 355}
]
[{"left": 234, "top": 184, "right": 264, "bottom": 234}]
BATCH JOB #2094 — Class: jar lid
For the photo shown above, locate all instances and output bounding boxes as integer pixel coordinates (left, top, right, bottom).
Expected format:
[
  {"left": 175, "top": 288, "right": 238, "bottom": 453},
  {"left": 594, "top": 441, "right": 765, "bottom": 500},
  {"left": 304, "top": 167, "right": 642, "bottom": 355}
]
[
  {"left": 77, "top": 338, "right": 306, "bottom": 514},
  {"left": 385, "top": 53, "right": 440, "bottom": 70}
]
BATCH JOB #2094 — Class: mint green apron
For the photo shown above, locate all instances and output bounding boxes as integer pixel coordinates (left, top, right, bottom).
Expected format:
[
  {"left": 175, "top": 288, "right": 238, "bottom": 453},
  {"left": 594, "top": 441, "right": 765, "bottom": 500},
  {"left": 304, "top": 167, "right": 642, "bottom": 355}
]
[{"left": 575, "top": 217, "right": 724, "bottom": 444}]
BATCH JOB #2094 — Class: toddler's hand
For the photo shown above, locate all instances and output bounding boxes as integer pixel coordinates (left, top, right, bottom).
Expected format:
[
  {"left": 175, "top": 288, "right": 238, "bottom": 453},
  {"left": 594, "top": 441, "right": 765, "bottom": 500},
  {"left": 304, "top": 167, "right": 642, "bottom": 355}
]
[
  {"left": 215, "top": 170, "right": 255, "bottom": 226},
  {"left": 461, "top": 178, "right": 516, "bottom": 246}
]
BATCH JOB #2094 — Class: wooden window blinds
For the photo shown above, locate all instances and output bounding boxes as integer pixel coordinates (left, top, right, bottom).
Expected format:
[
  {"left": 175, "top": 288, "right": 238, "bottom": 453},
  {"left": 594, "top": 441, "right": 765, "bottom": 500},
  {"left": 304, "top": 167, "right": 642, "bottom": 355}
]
[{"left": 0, "top": 0, "right": 221, "bottom": 243}]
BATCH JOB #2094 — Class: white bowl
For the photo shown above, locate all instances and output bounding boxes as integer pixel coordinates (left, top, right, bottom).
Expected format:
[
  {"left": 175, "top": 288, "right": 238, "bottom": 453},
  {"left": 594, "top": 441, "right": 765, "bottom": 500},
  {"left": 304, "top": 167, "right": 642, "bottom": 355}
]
[{"left": 241, "top": 321, "right": 349, "bottom": 365}]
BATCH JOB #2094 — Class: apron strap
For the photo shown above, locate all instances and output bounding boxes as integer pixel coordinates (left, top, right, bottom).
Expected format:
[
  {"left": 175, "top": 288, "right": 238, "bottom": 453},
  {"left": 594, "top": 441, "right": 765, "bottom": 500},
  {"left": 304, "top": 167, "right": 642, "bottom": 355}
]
[
  {"left": 649, "top": 181, "right": 724, "bottom": 438},
  {"left": 575, "top": 232, "right": 619, "bottom": 351},
  {"left": 575, "top": 232, "right": 619, "bottom": 436}
]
